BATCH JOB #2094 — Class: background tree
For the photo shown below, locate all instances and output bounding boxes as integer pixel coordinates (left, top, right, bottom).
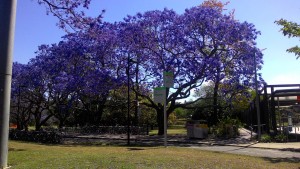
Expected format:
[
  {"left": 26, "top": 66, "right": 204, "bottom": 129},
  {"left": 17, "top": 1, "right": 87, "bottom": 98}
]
[
  {"left": 10, "top": 63, "right": 33, "bottom": 131},
  {"left": 190, "top": 81, "right": 253, "bottom": 126}
]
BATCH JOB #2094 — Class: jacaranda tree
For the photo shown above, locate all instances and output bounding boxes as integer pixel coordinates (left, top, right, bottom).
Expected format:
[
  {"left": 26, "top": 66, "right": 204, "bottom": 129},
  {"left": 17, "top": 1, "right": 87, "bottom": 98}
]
[
  {"left": 36, "top": 0, "right": 104, "bottom": 31},
  {"left": 116, "top": 6, "right": 263, "bottom": 134},
  {"left": 11, "top": 3, "right": 264, "bottom": 135},
  {"left": 11, "top": 21, "right": 124, "bottom": 129},
  {"left": 33, "top": 26, "right": 123, "bottom": 127}
]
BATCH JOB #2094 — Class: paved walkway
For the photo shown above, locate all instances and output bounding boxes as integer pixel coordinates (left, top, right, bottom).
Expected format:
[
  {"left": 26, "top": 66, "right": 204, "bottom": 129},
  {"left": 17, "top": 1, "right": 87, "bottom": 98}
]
[
  {"left": 191, "top": 145, "right": 300, "bottom": 159},
  {"left": 196, "top": 128, "right": 300, "bottom": 150},
  {"left": 63, "top": 128, "right": 300, "bottom": 158}
]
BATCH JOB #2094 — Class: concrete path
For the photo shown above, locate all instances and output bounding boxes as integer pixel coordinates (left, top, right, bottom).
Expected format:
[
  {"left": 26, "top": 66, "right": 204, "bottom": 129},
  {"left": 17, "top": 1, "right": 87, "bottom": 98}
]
[
  {"left": 63, "top": 128, "right": 300, "bottom": 159},
  {"left": 190, "top": 145, "right": 300, "bottom": 159}
]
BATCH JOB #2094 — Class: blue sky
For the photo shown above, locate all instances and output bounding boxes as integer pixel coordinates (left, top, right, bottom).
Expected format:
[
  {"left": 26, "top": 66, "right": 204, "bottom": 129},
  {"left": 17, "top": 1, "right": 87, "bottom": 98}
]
[{"left": 14, "top": 0, "right": 300, "bottom": 85}]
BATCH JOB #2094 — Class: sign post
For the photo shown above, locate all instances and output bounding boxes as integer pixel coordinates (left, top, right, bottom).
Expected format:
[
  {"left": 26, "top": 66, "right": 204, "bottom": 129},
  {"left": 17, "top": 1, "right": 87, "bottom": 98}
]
[
  {"left": 163, "top": 71, "right": 173, "bottom": 147},
  {"left": 153, "top": 87, "right": 166, "bottom": 104},
  {"left": 163, "top": 71, "right": 174, "bottom": 88},
  {"left": 163, "top": 99, "right": 167, "bottom": 147},
  {"left": 153, "top": 71, "right": 174, "bottom": 147}
]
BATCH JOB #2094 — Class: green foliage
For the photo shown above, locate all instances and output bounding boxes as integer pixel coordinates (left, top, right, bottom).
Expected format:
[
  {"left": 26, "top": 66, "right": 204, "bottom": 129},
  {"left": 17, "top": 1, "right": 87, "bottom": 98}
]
[
  {"left": 275, "top": 19, "right": 300, "bottom": 59},
  {"left": 191, "top": 109, "right": 209, "bottom": 121},
  {"left": 168, "top": 113, "right": 177, "bottom": 126},
  {"left": 275, "top": 19, "right": 300, "bottom": 38},
  {"left": 217, "top": 83, "right": 253, "bottom": 117},
  {"left": 274, "top": 133, "right": 287, "bottom": 143},
  {"left": 260, "top": 134, "right": 272, "bottom": 143},
  {"left": 101, "top": 86, "right": 156, "bottom": 126},
  {"left": 190, "top": 82, "right": 253, "bottom": 126},
  {"left": 260, "top": 133, "right": 287, "bottom": 143},
  {"left": 174, "top": 108, "right": 188, "bottom": 119},
  {"left": 174, "top": 119, "right": 187, "bottom": 126},
  {"left": 102, "top": 86, "right": 132, "bottom": 126},
  {"left": 9, "top": 129, "right": 62, "bottom": 144},
  {"left": 213, "top": 117, "right": 243, "bottom": 138},
  {"left": 149, "top": 128, "right": 187, "bottom": 135},
  {"left": 138, "top": 107, "right": 157, "bottom": 126},
  {"left": 287, "top": 46, "right": 300, "bottom": 58}
]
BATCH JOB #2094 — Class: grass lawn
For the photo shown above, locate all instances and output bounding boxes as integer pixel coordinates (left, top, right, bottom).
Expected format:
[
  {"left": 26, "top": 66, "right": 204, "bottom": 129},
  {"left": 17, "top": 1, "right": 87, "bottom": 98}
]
[
  {"left": 149, "top": 127, "right": 187, "bottom": 135},
  {"left": 8, "top": 141, "right": 299, "bottom": 169}
]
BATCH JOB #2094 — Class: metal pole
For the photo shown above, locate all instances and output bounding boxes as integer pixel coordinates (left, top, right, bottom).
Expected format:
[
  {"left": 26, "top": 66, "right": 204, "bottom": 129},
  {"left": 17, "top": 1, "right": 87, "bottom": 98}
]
[
  {"left": 164, "top": 88, "right": 167, "bottom": 147},
  {"left": 164, "top": 103, "right": 168, "bottom": 147},
  {"left": 277, "top": 97, "right": 281, "bottom": 133},
  {"left": 127, "top": 55, "right": 130, "bottom": 146},
  {"left": 0, "top": 0, "right": 17, "bottom": 168},
  {"left": 254, "top": 52, "right": 261, "bottom": 140},
  {"left": 135, "top": 59, "right": 139, "bottom": 126},
  {"left": 17, "top": 85, "right": 21, "bottom": 130}
]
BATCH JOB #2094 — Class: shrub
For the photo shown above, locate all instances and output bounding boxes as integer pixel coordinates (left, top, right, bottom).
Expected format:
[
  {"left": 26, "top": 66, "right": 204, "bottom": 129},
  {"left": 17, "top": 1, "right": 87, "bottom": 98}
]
[
  {"left": 260, "top": 133, "right": 287, "bottom": 143},
  {"left": 260, "top": 134, "right": 272, "bottom": 143},
  {"left": 9, "top": 129, "right": 62, "bottom": 144},
  {"left": 274, "top": 133, "right": 287, "bottom": 142},
  {"left": 213, "top": 117, "right": 243, "bottom": 138}
]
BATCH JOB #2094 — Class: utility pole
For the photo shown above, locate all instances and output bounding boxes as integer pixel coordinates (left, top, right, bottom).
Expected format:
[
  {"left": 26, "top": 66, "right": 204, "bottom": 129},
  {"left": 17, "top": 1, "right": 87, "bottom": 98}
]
[
  {"left": 127, "top": 54, "right": 130, "bottom": 146},
  {"left": 135, "top": 58, "right": 139, "bottom": 126},
  {"left": 0, "top": 0, "right": 17, "bottom": 168},
  {"left": 254, "top": 52, "right": 261, "bottom": 140}
]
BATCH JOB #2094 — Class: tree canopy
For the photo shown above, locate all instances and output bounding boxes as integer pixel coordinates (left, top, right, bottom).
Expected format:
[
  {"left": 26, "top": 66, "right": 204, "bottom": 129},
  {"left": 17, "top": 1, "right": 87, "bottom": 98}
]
[
  {"left": 36, "top": 0, "right": 104, "bottom": 31},
  {"left": 11, "top": 4, "right": 264, "bottom": 134}
]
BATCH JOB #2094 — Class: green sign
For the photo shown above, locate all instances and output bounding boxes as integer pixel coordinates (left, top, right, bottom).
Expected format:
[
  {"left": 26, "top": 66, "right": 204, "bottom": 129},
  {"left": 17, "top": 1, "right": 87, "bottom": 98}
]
[
  {"left": 163, "top": 71, "right": 173, "bottom": 88},
  {"left": 153, "top": 87, "right": 166, "bottom": 104}
]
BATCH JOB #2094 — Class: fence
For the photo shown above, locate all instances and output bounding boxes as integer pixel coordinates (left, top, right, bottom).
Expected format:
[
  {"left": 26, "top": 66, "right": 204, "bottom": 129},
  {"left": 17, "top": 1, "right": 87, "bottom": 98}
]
[{"left": 43, "top": 125, "right": 149, "bottom": 135}]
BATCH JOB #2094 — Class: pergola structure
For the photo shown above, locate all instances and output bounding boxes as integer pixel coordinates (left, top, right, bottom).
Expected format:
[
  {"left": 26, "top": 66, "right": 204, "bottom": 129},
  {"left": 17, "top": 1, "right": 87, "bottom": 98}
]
[{"left": 242, "top": 84, "right": 300, "bottom": 135}]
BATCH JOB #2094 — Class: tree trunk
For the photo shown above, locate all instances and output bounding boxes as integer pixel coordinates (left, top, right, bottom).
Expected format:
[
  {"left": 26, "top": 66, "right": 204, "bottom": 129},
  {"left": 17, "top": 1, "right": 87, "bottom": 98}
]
[
  {"left": 16, "top": 118, "right": 22, "bottom": 130},
  {"left": 58, "top": 119, "right": 65, "bottom": 129},
  {"left": 35, "top": 124, "right": 42, "bottom": 131},
  {"left": 35, "top": 113, "right": 42, "bottom": 131},
  {"left": 95, "top": 105, "right": 105, "bottom": 125}
]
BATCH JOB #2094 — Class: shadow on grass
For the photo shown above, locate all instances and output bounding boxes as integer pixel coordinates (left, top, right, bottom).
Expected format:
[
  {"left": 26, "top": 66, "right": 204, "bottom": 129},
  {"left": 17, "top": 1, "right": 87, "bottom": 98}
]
[
  {"left": 127, "top": 147, "right": 146, "bottom": 151},
  {"left": 55, "top": 135, "right": 211, "bottom": 148},
  {"left": 262, "top": 157, "right": 300, "bottom": 164},
  {"left": 41, "top": 137, "right": 164, "bottom": 148},
  {"left": 8, "top": 148, "right": 26, "bottom": 152},
  {"left": 221, "top": 142, "right": 259, "bottom": 152}
]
